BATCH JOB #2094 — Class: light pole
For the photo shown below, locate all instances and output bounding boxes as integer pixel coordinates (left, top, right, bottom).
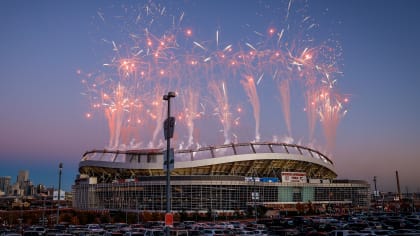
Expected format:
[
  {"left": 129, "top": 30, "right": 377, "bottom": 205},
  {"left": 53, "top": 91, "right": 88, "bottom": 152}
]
[
  {"left": 163, "top": 91, "right": 176, "bottom": 235},
  {"left": 56, "top": 162, "right": 63, "bottom": 225},
  {"left": 373, "top": 176, "right": 378, "bottom": 210},
  {"left": 42, "top": 194, "right": 46, "bottom": 227}
]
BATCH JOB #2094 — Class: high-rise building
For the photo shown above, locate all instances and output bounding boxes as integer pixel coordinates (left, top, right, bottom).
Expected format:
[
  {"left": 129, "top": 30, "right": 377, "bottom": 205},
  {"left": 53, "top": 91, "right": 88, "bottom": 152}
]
[
  {"left": 17, "top": 170, "right": 29, "bottom": 188},
  {"left": 10, "top": 170, "right": 31, "bottom": 196},
  {"left": 0, "top": 176, "right": 12, "bottom": 195}
]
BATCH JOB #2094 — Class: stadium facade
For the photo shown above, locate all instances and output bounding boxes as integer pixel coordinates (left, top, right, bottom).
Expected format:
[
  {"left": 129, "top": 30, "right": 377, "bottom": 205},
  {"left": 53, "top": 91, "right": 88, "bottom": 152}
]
[{"left": 72, "top": 142, "right": 370, "bottom": 215}]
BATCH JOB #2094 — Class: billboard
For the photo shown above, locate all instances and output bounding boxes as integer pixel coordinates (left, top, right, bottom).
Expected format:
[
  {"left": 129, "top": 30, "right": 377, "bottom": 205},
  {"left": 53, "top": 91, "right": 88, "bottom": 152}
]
[{"left": 281, "top": 172, "right": 307, "bottom": 183}]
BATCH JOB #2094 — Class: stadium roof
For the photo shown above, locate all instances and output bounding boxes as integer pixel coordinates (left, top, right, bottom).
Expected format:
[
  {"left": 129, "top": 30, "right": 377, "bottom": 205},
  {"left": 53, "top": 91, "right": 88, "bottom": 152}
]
[{"left": 79, "top": 142, "right": 337, "bottom": 181}]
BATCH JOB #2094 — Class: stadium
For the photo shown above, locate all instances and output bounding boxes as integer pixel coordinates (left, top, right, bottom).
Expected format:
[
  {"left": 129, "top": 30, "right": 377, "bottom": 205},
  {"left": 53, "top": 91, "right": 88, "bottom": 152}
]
[{"left": 72, "top": 142, "right": 370, "bottom": 216}]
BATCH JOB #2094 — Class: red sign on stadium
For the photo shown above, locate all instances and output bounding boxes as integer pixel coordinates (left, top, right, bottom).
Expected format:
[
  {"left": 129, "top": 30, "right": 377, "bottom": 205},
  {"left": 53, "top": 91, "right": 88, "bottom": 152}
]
[{"left": 281, "top": 172, "right": 307, "bottom": 183}]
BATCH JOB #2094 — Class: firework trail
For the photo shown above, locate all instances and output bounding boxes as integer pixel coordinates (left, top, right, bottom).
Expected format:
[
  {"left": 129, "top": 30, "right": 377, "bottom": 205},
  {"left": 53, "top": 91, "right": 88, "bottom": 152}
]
[
  {"left": 318, "top": 88, "right": 348, "bottom": 153},
  {"left": 305, "top": 88, "right": 318, "bottom": 141},
  {"left": 102, "top": 83, "right": 129, "bottom": 148},
  {"left": 208, "top": 80, "right": 232, "bottom": 144},
  {"left": 149, "top": 86, "right": 166, "bottom": 148},
  {"left": 241, "top": 76, "right": 261, "bottom": 142},
  {"left": 278, "top": 79, "right": 292, "bottom": 137},
  {"left": 180, "top": 87, "right": 200, "bottom": 148}
]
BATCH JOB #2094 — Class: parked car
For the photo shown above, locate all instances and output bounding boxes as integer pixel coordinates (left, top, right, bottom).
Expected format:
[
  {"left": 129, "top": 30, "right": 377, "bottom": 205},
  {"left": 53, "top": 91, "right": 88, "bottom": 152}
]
[
  {"left": 328, "top": 230, "right": 359, "bottom": 236},
  {"left": 200, "top": 228, "right": 225, "bottom": 236},
  {"left": 253, "top": 229, "right": 268, "bottom": 236},
  {"left": 23, "top": 231, "right": 41, "bottom": 236},
  {"left": 236, "top": 230, "right": 255, "bottom": 235},
  {"left": 143, "top": 229, "right": 164, "bottom": 236}
]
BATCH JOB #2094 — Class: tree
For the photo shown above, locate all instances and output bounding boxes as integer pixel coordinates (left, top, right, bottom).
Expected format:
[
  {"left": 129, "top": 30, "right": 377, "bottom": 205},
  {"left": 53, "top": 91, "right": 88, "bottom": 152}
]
[
  {"left": 71, "top": 216, "right": 79, "bottom": 225},
  {"left": 61, "top": 212, "right": 73, "bottom": 224},
  {"left": 179, "top": 209, "right": 187, "bottom": 222},
  {"left": 192, "top": 210, "right": 200, "bottom": 221},
  {"left": 257, "top": 205, "right": 268, "bottom": 218},
  {"left": 296, "top": 202, "right": 305, "bottom": 215},
  {"left": 306, "top": 201, "right": 315, "bottom": 215},
  {"left": 100, "top": 214, "right": 111, "bottom": 224},
  {"left": 111, "top": 210, "right": 125, "bottom": 223},
  {"left": 151, "top": 212, "right": 162, "bottom": 221},
  {"left": 206, "top": 208, "right": 212, "bottom": 221},
  {"left": 246, "top": 206, "right": 253, "bottom": 218}
]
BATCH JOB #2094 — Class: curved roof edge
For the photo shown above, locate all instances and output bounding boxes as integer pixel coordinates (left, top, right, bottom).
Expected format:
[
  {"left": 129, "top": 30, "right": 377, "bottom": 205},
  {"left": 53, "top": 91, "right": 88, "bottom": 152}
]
[
  {"left": 82, "top": 142, "right": 333, "bottom": 165},
  {"left": 79, "top": 142, "right": 336, "bottom": 178}
]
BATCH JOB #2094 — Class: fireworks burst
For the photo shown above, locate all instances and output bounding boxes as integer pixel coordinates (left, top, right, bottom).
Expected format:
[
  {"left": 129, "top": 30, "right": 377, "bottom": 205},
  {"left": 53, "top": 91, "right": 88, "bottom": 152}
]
[{"left": 79, "top": 0, "right": 349, "bottom": 155}]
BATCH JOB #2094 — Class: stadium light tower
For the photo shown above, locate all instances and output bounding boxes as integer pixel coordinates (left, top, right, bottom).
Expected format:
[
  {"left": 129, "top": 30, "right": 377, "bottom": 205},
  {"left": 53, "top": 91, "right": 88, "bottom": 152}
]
[
  {"left": 56, "top": 162, "right": 63, "bottom": 225},
  {"left": 163, "top": 91, "right": 176, "bottom": 235},
  {"left": 373, "top": 176, "right": 378, "bottom": 209}
]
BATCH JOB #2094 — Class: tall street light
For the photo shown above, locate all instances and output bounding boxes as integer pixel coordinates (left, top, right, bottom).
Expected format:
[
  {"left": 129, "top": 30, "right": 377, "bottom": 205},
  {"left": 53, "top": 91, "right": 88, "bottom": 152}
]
[
  {"left": 56, "top": 162, "right": 63, "bottom": 225},
  {"left": 373, "top": 176, "right": 378, "bottom": 210},
  {"left": 163, "top": 91, "right": 176, "bottom": 235}
]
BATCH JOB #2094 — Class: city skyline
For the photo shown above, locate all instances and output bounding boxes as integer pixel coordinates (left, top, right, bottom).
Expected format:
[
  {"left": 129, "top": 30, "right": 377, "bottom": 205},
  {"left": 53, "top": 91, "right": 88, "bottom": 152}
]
[{"left": 0, "top": 0, "right": 419, "bottom": 192}]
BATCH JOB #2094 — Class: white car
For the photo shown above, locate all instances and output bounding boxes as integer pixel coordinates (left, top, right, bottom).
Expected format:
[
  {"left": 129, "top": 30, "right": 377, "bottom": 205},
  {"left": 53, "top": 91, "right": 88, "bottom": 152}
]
[
  {"left": 87, "top": 224, "right": 105, "bottom": 233},
  {"left": 216, "top": 222, "right": 234, "bottom": 229}
]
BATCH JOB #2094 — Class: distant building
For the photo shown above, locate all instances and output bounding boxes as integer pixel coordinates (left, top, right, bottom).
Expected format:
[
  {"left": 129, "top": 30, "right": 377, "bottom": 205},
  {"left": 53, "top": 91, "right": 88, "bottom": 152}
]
[
  {"left": 0, "top": 176, "right": 11, "bottom": 196},
  {"left": 8, "top": 170, "right": 34, "bottom": 196},
  {"left": 0, "top": 171, "right": 72, "bottom": 211},
  {"left": 36, "top": 184, "right": 50, "bottom": 195},
  {"left": 17, "top": 170, "right": 29, "bottom": 187}
]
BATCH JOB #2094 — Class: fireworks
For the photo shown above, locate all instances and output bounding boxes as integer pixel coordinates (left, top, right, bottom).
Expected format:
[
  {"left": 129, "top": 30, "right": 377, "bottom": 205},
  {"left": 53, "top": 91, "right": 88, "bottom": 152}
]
[
  {"left": 278, "top": 79, "right": 291, "bottom": 137},
  {"left": 79, "top": 0, "right": 349, "bottom": 155},
  {"left": 241, "top": 76, "right": 261, "bottom": 142}
]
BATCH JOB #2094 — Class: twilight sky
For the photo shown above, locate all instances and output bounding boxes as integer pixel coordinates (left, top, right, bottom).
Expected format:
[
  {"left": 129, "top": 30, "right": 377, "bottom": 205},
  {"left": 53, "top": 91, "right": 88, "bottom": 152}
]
[{"left": 0, "top": 0, "right": 419, "bottom": 193}]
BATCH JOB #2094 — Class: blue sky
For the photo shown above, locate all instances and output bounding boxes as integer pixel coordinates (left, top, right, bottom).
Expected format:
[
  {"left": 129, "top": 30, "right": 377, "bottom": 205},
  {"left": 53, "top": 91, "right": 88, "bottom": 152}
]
[{"left": 0, "top": 0, "right": 419, "bottom": 193}]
